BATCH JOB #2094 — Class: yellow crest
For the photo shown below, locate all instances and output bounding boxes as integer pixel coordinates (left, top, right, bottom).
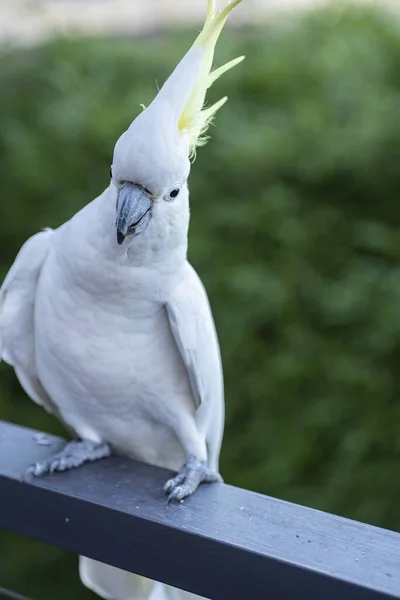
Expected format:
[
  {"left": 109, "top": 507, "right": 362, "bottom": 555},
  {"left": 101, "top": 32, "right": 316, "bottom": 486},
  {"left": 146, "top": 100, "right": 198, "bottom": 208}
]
[{"left": 178, "top": 0, "right": 244, "bottom": 157}]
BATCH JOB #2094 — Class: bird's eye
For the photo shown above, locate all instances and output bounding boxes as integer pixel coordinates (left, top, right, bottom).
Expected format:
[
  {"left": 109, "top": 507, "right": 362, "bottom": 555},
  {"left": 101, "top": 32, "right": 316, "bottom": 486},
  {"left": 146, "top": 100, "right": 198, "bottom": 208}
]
[{"left": 169, "top": 188, "right": 180, "bottom": 199}]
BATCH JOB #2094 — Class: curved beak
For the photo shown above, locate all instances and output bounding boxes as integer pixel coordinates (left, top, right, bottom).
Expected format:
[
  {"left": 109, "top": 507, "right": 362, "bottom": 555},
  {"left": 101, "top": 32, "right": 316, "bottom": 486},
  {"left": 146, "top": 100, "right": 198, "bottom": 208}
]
[{"left": 116, "top": 182, "right": 153, "bottom": 245}]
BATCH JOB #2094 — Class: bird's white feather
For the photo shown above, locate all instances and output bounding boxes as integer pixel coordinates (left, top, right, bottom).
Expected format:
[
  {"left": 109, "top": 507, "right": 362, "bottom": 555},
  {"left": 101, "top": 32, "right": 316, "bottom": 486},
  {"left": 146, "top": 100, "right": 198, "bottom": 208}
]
[
  {"left": 0, "top": 229, "right": 55, "bottom": 412},
  {"left": 0, "top": 2, "right": 238, "bottom": 598},
  {"left": 165, "top": 263, "right": 224, "bottom": 471}
]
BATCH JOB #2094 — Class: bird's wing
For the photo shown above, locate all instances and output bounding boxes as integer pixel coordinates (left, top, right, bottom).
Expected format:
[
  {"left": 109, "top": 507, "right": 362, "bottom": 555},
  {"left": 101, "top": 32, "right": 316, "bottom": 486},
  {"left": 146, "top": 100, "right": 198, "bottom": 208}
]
[
  {"left": 165, "top": 263, "right": 224, "bottom": 470},
  {"left": 0, "top": 229, "right": 55, "bottom": 413}
]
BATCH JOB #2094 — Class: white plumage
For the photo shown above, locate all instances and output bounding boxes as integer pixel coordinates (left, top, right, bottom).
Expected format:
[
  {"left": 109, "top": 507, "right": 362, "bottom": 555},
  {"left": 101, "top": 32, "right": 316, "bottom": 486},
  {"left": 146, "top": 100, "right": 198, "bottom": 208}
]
[
  {"left": 0, "top": 1, "right": 244, "bottom": 598},
  {"left": 0, "top": 182, "right": 222, "bottom": 600}
]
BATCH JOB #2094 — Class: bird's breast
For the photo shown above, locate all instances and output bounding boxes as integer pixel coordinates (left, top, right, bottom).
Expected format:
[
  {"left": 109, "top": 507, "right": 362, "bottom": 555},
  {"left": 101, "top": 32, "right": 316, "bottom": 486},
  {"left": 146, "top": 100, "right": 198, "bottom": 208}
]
[{"left": 33, "top": 251, "right": 193, "bottom": 470}]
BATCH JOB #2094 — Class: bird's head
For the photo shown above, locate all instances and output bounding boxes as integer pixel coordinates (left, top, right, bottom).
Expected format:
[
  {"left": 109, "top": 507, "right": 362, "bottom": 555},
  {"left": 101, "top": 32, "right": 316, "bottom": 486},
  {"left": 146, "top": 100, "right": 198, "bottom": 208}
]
[{"left": 111, "top": 0, "right": 244, "bottom": 245}]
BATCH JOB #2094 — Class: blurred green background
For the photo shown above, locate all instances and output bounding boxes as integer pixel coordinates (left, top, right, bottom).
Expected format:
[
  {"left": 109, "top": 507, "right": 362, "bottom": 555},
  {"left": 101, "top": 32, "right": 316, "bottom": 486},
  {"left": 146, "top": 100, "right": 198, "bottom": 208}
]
[{"left": 1, "top": 4, "right": 400, "bottom": 599}]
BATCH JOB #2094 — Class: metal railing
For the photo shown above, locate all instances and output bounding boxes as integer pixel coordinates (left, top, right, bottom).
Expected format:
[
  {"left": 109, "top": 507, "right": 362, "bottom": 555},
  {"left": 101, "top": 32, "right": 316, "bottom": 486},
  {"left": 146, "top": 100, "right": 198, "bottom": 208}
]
[
  {"left": 0, "top": 587, "right": 32, "bottom": 600},
  {"left": 0, "top": 419, "right": 399, "bottom": 600}
]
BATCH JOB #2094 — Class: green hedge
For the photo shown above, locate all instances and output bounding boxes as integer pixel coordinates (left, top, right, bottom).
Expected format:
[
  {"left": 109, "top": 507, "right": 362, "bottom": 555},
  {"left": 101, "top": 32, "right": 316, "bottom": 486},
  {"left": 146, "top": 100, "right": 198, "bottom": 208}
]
[{"left": 1, "top": 5, "right": 400, "bottom": 598}]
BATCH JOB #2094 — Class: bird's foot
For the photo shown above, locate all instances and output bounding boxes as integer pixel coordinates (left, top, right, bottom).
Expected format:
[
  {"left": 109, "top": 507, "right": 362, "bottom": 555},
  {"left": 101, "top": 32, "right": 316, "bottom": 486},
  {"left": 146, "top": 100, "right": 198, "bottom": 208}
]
[
  {"left": 164, "top": 455, "right": 223, "bottom": 504},
  {"left": 25, "top": 440, "right": 111, "bottom": 477}
]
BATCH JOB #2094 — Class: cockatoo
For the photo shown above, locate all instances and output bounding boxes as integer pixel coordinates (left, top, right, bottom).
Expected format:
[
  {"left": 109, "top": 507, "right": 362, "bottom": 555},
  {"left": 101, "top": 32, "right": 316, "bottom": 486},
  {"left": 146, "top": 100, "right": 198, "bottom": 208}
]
[{"left": 0, "top": 0, "right": 244, "bottom": 598}]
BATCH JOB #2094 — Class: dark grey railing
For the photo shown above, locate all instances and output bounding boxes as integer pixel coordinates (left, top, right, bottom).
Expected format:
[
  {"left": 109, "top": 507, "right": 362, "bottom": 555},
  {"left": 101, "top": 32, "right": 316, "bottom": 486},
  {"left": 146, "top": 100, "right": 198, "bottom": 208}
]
[
  {"left": 0, "top": 587, "right": 32, "bottom": 600},
  {"left": 0, "top": 419, "right": 399, "bottom": 600}
]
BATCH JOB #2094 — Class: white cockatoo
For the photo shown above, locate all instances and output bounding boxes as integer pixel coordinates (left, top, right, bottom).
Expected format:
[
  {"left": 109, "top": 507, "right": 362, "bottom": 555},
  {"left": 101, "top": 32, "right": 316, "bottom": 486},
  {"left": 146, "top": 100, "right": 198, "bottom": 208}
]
[{"left": 0, "top": 1, "right": 244, "bottom": 598}]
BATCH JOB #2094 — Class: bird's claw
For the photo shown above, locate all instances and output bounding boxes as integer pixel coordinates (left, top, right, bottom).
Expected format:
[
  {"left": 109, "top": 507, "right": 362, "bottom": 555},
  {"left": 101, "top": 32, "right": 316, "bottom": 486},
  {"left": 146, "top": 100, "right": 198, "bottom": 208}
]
[
  {"left": 164, "top": 454, "right": 222, "bottom": 505},
  {"left": 24, "top": 439, "right": 111, "bottom": 479}
]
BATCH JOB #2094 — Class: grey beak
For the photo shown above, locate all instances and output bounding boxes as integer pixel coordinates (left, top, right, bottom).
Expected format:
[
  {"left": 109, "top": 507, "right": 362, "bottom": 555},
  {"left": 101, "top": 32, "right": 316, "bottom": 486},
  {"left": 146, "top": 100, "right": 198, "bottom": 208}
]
[{"left": 116, "top": 182, "right": 153, "bottom": 244}]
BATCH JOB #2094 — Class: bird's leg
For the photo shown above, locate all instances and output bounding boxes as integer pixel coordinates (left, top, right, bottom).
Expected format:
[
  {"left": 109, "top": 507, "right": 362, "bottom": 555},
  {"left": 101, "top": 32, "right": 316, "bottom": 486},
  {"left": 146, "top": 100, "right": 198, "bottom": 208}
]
[
  {"left": 164, "top": 455, "right": 223, "bottom": 504},
  {"left": 163, "top": 417, "right": 223, "bottom": 504},
  {"left": 164, "top": 455, "right": 222, "bottom": 503},
  {"left": 26, "top": 439, "right": 111, "bottom": 477},
  {"left": 164, "top": 454, "right": 223, "bottom": 504}
]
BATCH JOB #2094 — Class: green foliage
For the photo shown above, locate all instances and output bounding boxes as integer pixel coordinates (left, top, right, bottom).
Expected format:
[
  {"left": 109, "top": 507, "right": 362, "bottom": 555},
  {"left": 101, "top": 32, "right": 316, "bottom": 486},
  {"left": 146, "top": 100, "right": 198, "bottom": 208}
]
[{"left": 1, "top": 5, "right": 400, "bottom": 598}]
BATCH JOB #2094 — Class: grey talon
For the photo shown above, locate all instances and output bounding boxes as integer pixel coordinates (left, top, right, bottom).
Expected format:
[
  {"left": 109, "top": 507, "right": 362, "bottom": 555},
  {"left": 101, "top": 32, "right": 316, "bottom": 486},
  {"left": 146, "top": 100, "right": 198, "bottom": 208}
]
[
  {"left": 25, "top": 440, "right": 111, "bottom": 479},
  {"left": 164, "top": 454, "right": 223, "bottom": 505}
]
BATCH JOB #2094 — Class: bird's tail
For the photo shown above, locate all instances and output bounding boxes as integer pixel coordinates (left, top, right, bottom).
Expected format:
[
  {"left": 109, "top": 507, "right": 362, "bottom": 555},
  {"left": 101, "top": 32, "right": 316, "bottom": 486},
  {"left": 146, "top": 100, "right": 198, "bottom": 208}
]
[{"left": 79, "top": 557, "right": 205, "bottom": 600}]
